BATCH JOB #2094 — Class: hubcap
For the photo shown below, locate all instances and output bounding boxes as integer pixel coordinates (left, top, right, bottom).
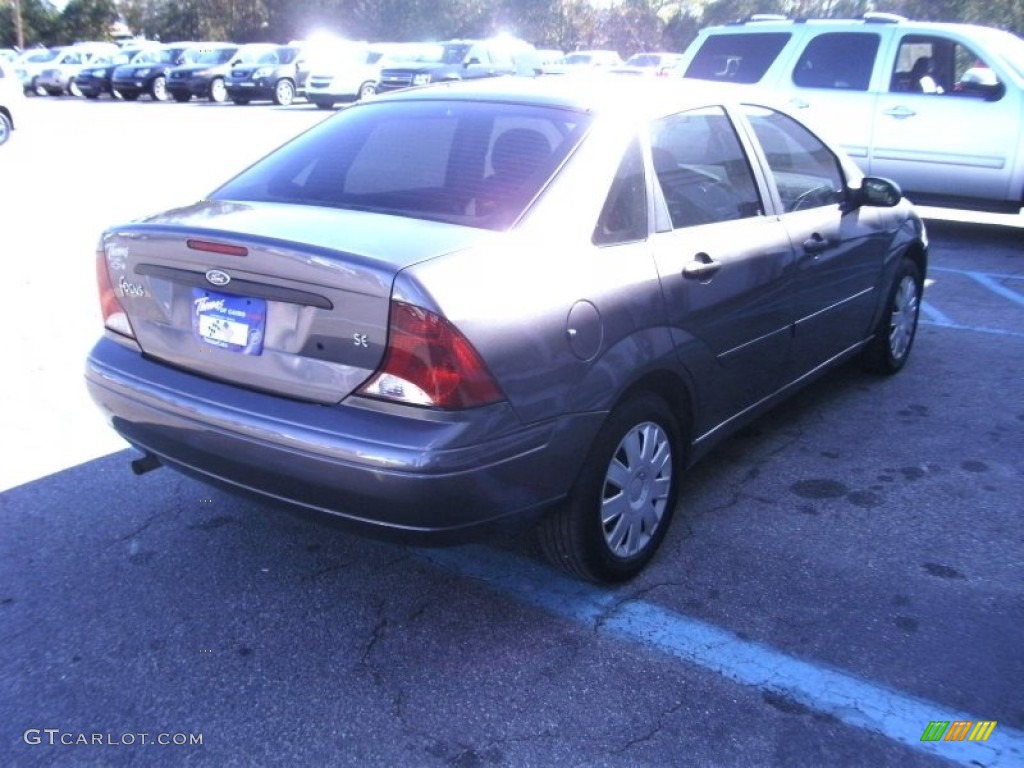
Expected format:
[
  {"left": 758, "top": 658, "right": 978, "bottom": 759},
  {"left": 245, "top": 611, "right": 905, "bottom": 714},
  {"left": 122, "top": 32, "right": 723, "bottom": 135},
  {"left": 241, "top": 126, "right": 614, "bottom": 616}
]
[
  {"left": 889, "top": 275, "right": 919, "bottom": 361},
  {"left": 601, "top": 421, "right": 673, "bottom": 558}
]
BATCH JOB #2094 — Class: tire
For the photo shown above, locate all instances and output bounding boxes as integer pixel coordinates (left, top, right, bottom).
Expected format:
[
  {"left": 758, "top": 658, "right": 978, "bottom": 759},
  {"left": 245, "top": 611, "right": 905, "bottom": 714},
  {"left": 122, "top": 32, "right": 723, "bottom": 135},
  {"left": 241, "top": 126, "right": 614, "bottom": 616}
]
[
  {"left": 68, "top": 79, "right": 82, "bottom": 98},
  {"left": 0, "top": 112, "right": 11, "bottom": 146},
  {"left": 539, "top": 393, "right": 682, "bottom": 583},
  {"left": 150, "top": 75, "right": 167, "bottom": 101},
  {"left": 209, "top": 78, "right": 227, "bottom": 103},
  {"left": 860, "top": 258, "right": 922, "bottom": 375},
  {"left": 172, "top": 92, "right": 191, "bottom": 103},
  {"left": 357, "top": 81, "right": 376, "bottom": 100},
  {"left": 273, "top": 79, "right": 295, "bottom": 106}
]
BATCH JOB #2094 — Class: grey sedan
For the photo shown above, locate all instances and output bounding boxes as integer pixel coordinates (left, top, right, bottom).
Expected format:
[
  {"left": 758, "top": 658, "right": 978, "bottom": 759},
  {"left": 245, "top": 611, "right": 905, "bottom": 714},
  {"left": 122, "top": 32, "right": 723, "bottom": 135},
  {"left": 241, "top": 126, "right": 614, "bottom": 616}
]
[{"left": 86, "top": 77, "right": 927, "bottom": 582}]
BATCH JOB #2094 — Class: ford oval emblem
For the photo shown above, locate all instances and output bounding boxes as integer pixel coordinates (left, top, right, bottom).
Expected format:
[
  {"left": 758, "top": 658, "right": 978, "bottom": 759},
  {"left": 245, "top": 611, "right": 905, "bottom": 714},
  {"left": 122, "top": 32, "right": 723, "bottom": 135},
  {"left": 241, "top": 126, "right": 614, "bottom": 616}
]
[{"left": 206, "top": 269, "right": 231, "bottom": 287}]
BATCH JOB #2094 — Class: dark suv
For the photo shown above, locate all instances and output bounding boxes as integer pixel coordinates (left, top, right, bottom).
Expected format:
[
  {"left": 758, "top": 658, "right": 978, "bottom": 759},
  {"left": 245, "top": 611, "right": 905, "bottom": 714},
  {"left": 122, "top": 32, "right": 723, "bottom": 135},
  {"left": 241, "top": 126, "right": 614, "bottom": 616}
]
[
  {"left": 224, "top": 44, "right": 309, "bottom": 106},
  {"left": 376, "top": 39, "right": 528, "bottom": 93},
  {"left": 166, "top": 44, "right": 239, "bottom": 102},
  {"left": 111, "top": 44, "right": 201, "bottom": 102}
]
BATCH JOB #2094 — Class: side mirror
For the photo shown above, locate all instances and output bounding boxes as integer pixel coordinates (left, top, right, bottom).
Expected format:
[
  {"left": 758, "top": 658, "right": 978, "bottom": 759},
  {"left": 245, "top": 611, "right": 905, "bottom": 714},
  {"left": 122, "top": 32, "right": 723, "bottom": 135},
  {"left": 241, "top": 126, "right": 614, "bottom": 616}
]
[{"left": 849, "top": 176, "right": 902, "bottom": 209}]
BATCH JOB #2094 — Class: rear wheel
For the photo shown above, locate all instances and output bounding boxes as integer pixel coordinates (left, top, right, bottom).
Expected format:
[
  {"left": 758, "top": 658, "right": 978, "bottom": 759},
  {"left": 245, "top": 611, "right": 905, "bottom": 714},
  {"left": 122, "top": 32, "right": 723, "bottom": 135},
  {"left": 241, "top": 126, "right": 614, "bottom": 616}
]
[
  {"left": 0, "top": 112, "right": 12, "bottom": 145},
  {"left": 273, "top": 79, "right": 295, "bottom": 106},
  {"left": 68, "top": 79, "right": 82, "bottom": 98},
  {"left": 860, "top": 258, "right": 922, "bottom": 374},
  {"left": 539, "top": 393, "right": 682, "bottom": 583},
  {"left": 209, "top": 77, "right": 227, "bottom": 103},
  {"left": 150, "top": 75, "right": 167, "bottom": 101}
]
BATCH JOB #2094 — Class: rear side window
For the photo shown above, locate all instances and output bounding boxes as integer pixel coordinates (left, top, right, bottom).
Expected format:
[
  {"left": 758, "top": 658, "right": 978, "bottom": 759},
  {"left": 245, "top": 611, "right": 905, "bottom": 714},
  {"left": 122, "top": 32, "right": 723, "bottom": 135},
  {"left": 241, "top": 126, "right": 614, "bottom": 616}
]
[
  {"left": 593, "top": 139, "right": 647, "bottom": 245},
  {"left": 684, "top": 33, "right": 790, "bottom": 84},
  {"left": 213, "top": 100, "right": 591, "bottom": 231},
  {"left": 792, "top": 32, "right": 879, "bottom": 90}
]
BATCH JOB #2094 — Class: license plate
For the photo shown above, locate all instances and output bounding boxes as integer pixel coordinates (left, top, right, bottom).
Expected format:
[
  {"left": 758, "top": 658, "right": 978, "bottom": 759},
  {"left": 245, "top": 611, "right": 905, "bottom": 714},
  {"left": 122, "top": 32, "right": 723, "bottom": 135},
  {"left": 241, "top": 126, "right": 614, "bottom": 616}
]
[{"left": 191, "top": 289, "right": 266, "bottom": 355}]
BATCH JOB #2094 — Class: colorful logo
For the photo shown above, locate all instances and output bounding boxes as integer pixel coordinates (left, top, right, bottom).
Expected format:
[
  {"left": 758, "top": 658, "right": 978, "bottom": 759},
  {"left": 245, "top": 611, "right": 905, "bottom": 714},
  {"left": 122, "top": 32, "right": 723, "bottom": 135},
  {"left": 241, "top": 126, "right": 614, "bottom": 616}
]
[{"left": 921, "top": 721, "right": 997, "bottom": 742}]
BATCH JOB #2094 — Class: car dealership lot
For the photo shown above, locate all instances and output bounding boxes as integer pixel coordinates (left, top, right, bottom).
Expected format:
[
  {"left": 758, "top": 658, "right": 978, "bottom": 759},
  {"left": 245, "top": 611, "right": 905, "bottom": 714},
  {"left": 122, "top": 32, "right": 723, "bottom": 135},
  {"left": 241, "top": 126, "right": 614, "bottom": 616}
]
[{"left": 1, "top": 97, "right": 1022, "bottom": 766}]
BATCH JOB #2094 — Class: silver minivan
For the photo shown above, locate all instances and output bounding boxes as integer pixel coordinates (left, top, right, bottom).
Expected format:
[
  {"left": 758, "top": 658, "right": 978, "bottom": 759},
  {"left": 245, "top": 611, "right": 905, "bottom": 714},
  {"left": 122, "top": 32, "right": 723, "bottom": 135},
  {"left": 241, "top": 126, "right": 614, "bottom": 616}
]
[{"left": 675, "top": 13, "right": 1024, "bottom": 213}]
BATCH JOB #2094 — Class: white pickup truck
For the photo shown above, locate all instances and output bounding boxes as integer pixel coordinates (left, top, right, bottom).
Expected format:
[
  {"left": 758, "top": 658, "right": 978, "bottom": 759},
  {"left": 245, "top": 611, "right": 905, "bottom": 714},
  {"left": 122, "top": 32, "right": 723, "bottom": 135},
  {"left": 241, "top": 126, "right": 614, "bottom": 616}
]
[{"left": 675, "top": 13, "right": 1024, "bottom": 213}]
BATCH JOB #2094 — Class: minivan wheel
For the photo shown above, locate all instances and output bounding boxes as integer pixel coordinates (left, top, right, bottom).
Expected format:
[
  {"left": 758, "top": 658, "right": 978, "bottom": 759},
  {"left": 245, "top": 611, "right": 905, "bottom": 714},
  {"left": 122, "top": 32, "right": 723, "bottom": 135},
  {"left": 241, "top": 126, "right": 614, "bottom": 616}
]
[
  {"left": 358, "top": 81, "right": 376, "bottom": 100},
  {"left": 273, "top": 79, "right": 295, "bottom": 106},
  {"left": 539, "top": 393, "right": 681, "bottom": 583},
  {"left": 861, "top": 258, "right": 922, "bottom": 374},
  {"left": 0, "top": 112, "right": 12, "bottom": 145}
]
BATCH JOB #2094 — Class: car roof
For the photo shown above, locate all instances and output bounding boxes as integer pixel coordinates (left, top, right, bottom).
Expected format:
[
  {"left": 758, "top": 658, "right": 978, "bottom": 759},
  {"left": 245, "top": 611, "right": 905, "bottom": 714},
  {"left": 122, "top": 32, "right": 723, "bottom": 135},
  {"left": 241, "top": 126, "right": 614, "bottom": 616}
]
[
  {"left": 704, "top": 14, "right": 1009, "bottom": 37},
  {"left": 368, "top": 74, "right": 754, "bottom": 119}
]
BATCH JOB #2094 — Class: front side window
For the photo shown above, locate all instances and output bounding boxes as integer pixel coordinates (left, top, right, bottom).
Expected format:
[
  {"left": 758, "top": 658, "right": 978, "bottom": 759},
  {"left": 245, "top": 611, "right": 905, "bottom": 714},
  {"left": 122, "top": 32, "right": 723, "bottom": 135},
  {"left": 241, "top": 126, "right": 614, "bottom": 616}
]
[
  {"left": 649, "top": 107, "right": 763, "bottom": 229},
  {"left": 792, "top": 32, "right": 879, "bottom": 90},
  {"left": 213, "top": 100, "right": 591, "bottom": 231},
  {"left": 684, "top": 33, "right": 790, "bottom": 84},
  {"left": 890, "top": 35, "right": 1003, "bottom": 100},
  {"left": 744, "top": 106, "right": 844, "bottom": 213}
]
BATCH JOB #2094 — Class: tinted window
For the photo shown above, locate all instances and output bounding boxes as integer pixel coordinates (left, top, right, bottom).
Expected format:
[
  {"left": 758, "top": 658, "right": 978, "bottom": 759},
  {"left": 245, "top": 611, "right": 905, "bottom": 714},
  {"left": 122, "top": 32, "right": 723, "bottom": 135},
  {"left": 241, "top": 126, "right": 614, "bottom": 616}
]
[
  {"left": 650, "top": 107, "right": 763, "bottom": 228},
  {"left": 593, "top": 139, "right": 647, "bottom": 245},
  {"left": 213, "top": 100, "right": 591, "bottom": 231},
  {"left": 684, "top": 33, "right": 790, "bottom": 84},
  {"left": 792, "top": 32, "right": 879, "bottom": 90},
  {"left": 744, "top": 106, "right": 844, "bottom": 213}
]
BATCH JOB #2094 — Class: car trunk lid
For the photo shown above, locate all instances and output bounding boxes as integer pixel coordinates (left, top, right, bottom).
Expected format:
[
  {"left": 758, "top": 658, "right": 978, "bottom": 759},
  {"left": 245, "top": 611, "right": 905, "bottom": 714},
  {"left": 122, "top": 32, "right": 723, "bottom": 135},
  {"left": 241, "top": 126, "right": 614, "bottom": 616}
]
[{"left": 101, "top": 200, "right": 491, "bottom": 403}]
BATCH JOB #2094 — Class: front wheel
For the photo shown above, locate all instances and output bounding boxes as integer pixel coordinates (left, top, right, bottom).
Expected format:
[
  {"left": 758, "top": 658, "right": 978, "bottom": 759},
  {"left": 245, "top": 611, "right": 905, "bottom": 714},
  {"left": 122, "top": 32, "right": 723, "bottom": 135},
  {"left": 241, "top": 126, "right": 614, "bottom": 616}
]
[
  {"left": 0, "top": 112, "right": 12, "bottom": 145},
  {"left": 273, "top": 79, "right": 295, "bottom": 106},
  {"left": 539, "top": 393, "right": 682, "bottom": 583},
  {"left": 860, "top": 258, "right": 922, "bottom": 374},
  {"left": 150, "top": 75, "right": 167, "bottom": 101},
  {"left": 209, "top": 77, "right": 227, "bottom": 103},
  {"left": 357, "top": 81, "right": 376, "bottom": 100},
  {"left": 68, "top": 79, "right": 82, "bottom": 98}
]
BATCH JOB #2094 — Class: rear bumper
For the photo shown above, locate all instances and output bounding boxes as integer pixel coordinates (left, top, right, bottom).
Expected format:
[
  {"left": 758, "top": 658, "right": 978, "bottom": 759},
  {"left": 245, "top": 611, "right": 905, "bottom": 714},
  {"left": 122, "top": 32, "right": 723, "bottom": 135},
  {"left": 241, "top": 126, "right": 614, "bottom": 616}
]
[{"left": 85, "top": 338, "right": 601, "bottom": 543}]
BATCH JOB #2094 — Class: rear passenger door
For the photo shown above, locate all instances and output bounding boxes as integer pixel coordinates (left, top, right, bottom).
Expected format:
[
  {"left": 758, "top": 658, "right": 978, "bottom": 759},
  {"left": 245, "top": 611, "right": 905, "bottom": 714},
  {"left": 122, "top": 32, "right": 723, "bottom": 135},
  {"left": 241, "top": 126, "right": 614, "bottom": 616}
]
[
  {"left": 779, "top": 31, "right": 883, "bottom": 168},
  {"left": 648, "top": 107, "right": 796, "bottom": 437},
  {"left": 742, "top": 106, "right": 889, "bottom": 380}
]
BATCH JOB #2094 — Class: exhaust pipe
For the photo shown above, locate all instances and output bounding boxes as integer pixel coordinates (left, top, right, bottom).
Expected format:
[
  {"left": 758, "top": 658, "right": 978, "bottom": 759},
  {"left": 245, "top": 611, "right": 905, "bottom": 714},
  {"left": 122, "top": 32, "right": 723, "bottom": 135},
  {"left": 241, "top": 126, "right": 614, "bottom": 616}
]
[{"left": 130, "top": 451, "right": 162, "bottom": 476}]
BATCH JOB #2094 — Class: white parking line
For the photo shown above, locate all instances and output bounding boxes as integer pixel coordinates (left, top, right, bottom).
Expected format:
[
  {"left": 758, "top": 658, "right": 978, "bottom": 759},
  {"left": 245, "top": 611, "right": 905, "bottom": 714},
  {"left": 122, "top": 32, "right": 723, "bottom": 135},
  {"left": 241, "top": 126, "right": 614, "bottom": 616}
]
[{"left": 424, "top": 546, "right": 1024, "bottom": 767}]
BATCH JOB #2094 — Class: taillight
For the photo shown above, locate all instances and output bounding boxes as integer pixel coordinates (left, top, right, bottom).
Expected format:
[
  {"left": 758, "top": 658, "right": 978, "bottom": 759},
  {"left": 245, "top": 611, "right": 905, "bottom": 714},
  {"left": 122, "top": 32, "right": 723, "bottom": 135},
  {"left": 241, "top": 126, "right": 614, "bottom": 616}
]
[
  {"left": 96, "top": 249, "right": 135, "bottom": 338},
  {"left": 358, "top": 301, "right": 503, "bottom": 409}
]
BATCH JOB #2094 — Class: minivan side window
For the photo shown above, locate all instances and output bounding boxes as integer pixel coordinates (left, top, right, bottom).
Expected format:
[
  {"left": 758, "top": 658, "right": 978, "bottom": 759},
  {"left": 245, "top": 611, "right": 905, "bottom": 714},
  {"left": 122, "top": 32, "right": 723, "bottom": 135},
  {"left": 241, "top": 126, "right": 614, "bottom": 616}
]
[
  {"left": 684, "top": 33, "right": 790, "bottom": 84},
  {"left": 650, "top": 107, "right": 763, "bottom": 228},
  {"left": 744, "top": 106, "right": 844, "bottom": 213},
  {"left": 792, "top": 32, "right": 879, "bottom": 90}
]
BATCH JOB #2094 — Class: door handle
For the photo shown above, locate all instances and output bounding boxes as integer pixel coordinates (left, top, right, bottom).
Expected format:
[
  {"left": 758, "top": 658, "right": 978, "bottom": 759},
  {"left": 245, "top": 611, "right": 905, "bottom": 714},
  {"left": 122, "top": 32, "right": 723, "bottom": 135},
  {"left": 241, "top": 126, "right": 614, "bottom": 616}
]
[
  {"left": 882, "top": 106, "right": 917, "bottom": 119},
  {"left": 683, "top": 253, "right": 722, "bottom": 280},
  {"left": 802, "top": 233, "right": 832, "bottom": 255}
]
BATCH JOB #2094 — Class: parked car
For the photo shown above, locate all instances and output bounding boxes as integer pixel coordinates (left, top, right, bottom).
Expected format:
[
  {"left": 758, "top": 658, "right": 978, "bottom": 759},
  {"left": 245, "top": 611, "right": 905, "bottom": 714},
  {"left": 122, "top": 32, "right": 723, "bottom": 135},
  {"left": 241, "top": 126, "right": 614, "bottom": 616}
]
[
  {"left": 538, "top": 50, "right": 624, "bottom": 75},
  {"left": 376, "top": 38, "right": 532, "bottom": 92},
  {"left": 224, "top": 44, "right": 310, "bottom": 106},
  {"left": 611, "top": 52, "right": 682, "bottom": 77},
  {"left": 674, "top": 12, "right": 1024, "bottom": 213},
  {"left": 0, "top": 58, "right": 24, "bottom": 145},
  {"left": 87, "top": 76, "right": 926, "bottom": 583},
  {"left": 36, "top": 44, "right": 120, "bottom": 96},
  {"left": 166, "top": 44, "right": 240, "bottom": 102},
  {"left": 74, "top": 43, "right": 163, "bottom": 99},
  {"left": 15, "top": 46, "right": 100, "bottom": 95},
  {"left": 111, "top": 43, "right": 204, "bottom": 102},
  {"left": 305, "top": 46, "right": 385, "bottom": 109}
]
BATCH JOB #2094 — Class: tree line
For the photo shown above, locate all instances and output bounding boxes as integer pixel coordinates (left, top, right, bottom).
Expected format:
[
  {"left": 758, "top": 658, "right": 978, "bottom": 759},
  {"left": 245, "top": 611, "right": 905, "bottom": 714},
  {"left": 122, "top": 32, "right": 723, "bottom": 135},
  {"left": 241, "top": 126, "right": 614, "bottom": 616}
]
[{"left": 3, "top": 0, "right": 1022, "bottom": 53}]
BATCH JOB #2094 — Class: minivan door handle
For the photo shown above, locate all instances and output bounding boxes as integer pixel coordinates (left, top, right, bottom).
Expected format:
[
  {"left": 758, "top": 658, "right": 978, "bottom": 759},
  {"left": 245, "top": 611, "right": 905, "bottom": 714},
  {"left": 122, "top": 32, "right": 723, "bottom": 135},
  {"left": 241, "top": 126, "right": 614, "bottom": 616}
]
[{"left": 882, "top": 106, "right": 917, "bottom": 119}]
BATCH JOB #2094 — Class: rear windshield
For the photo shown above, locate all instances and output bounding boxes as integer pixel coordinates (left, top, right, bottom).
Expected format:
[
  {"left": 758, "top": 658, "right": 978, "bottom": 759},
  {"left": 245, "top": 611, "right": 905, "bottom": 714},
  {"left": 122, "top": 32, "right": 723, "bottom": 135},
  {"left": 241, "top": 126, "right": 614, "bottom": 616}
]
[
  {"left": 684, "top": 32, "right": 791, "bottom": 84},
  {"left": 213, "top": 99, "right": 591, "bottom": 230}
]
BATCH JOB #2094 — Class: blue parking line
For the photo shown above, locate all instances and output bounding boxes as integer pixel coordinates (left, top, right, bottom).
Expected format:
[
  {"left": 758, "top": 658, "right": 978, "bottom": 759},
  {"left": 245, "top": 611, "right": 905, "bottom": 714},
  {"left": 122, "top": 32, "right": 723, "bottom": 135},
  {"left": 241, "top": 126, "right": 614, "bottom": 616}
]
[
  {"left": 967, "top": 272, "right": 1024, "bottom": 307},
  {"left": 424, "top": 545, "right": 1024, "bottom": 767},
  {"left": 920, "top": 301, "right": 955, "bottom": 326},
  {"left": 930, "top": 267, "right": 1024, "bottom": 282}
]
